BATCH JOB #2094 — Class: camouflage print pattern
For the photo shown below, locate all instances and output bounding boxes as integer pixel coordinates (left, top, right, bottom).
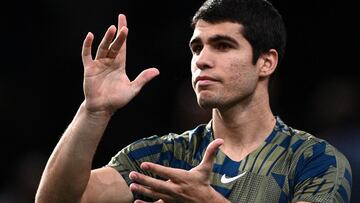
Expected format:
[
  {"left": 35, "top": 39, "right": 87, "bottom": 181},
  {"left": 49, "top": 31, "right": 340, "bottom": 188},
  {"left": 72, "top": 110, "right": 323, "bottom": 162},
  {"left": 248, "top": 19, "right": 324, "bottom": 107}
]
[{"left": 107, "top": 117, "right": 352, "bottom": 203}]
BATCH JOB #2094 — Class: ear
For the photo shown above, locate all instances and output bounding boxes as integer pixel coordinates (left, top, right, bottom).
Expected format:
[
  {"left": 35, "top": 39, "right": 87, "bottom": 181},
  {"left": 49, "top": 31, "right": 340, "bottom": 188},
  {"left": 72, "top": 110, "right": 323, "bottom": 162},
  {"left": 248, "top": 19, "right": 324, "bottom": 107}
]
[{"left": 257, "top": 49, "right": 278, "bottom": 77}]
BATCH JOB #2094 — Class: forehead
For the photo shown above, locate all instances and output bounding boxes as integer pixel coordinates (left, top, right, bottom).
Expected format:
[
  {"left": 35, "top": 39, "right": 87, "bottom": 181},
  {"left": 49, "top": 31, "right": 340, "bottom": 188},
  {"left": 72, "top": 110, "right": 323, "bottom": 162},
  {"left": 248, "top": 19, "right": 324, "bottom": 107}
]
[{"left": 191, "top": 20, "right": 245, "bottom": 42}]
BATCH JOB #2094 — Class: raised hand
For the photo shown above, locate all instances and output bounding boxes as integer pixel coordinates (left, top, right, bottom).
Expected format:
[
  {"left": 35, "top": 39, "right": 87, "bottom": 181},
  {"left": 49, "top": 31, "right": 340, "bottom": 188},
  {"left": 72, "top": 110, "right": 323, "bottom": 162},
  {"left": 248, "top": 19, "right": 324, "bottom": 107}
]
[
  {"left": 128, "top": 139, "right": 230, "bottom": 203},
  {"left": 81, "top": 14, "right": 159, "bottom": 114}
]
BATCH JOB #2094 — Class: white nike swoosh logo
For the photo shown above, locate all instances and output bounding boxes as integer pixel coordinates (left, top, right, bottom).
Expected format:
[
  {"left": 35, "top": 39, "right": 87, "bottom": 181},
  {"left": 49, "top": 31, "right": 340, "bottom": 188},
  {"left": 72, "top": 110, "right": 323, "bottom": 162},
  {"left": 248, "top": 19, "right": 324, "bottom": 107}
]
[{"left": 220, "top": 171, "right": 247, "bottom": 184}]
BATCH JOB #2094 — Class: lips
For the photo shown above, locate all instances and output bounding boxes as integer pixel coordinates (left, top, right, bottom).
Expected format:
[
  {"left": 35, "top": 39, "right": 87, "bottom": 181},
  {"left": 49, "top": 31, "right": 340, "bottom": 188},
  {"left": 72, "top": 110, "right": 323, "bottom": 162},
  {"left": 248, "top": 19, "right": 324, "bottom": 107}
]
[{"left": 195, "top": 75, "right": 218, "bottom": 84}]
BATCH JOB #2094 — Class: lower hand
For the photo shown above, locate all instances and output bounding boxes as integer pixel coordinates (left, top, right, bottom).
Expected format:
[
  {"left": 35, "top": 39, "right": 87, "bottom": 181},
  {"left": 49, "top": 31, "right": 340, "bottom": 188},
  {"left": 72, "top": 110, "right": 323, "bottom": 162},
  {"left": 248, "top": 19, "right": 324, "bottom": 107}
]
[{"left": 129, "top": 139, "right": 230, "bottom": 203}]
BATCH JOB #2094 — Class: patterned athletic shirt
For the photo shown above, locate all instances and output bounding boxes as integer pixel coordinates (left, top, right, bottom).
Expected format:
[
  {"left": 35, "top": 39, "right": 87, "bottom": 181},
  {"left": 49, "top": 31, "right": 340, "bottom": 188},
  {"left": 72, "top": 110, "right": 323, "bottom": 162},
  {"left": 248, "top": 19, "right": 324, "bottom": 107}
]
[{"left": 107, "top": 117, "right": 352, "bottom": 202}]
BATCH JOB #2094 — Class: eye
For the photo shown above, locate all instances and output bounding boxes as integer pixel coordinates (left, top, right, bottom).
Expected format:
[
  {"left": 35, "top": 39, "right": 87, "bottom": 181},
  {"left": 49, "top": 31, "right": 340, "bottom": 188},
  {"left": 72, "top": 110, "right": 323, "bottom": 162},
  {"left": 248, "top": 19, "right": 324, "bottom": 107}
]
[
  {"left": 215, "top": 42, "right": 232, "bottom": 51},
  {"left": 191, "top": 44, "right": 203, "bottom": 55}
]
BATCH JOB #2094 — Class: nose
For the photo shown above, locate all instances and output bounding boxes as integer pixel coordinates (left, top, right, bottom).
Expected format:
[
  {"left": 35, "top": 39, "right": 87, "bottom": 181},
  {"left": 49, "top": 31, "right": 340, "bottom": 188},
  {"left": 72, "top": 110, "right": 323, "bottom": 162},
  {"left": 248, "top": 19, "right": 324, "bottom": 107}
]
[{"left": 193, "top": 47, "right": 213, "bottom": 70}]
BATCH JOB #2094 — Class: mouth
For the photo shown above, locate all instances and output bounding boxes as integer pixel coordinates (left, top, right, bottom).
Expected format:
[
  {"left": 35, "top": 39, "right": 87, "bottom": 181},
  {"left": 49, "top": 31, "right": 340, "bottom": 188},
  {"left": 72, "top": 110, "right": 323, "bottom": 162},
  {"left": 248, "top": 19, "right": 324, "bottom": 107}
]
[{"left": 195, "top": 75, "right": 218, "bottom": 85}]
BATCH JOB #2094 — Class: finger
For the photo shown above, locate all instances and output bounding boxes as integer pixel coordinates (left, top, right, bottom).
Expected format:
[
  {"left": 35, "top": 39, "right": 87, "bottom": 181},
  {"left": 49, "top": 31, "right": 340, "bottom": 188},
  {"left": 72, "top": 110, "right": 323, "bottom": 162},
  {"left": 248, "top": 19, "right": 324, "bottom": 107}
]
[
  {"left": 107, "top": 26, "right": 128, "bottom": 59},
  {"left": 130, "top": 183, "right": 171, "bottom": 201},
  {"left": 117, "top": 14, "right": 127, "bottom": 36},
  {"left": 129, "top": 171, "right": 175, "bottom": 191},
  {"left": 134, "top": 199, "right": 164, "bottom": 203},
  {"left": 81, "top": 32, "right": 94, "bottom": 66},
  {"left": 117, "top": 14, "right": 128, "bottom": 66},
  {"left": 95, "top": 25, "right": 117, "bottom": 59},
  {"left": 131, "top": 68, "right": 160, "bottom": 95},
  {"left": 134, "top": 200, "right": 150, "bottom": 203},
  {"left": 129, "top": 171, "right": 181, "bottom": 198},
  {"left": 139, "top": 162, "right": 185, "bottom": 182},
  {"left": 134, "top": 200, "right": 148, "bottom": 203},
  {"left": 198, "top": 138, "right": 224, "bottom": 171}
]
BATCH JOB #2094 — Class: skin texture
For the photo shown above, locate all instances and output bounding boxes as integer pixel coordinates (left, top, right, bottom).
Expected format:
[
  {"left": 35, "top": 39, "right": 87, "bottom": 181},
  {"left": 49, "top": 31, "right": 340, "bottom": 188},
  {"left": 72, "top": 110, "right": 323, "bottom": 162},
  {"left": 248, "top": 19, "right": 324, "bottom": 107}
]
[
  {"left": 35, "top": 14, "right": 158, "bottom": 203},
  {"left": 190, "top": 20, "right": 278, "bottom": 161},
  {"left": 190, "top": 21, "right": 260, "bottom": 110},
  {"left": 35, "top": 14, "right": 311, "bottom": 203},
  {"left": 128, "top": 20, "right": 310, "bottom": 203},
  {"left": 129, "top": 139, "right": 229, "bottom": 203}
]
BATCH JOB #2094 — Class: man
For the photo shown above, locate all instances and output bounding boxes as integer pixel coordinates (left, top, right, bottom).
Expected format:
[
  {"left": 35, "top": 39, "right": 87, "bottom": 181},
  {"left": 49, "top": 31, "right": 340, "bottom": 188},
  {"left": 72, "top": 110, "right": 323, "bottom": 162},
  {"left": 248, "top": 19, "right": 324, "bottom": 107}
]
[{"left": 35, "top": 0, "right": 352, "bottom": 202}]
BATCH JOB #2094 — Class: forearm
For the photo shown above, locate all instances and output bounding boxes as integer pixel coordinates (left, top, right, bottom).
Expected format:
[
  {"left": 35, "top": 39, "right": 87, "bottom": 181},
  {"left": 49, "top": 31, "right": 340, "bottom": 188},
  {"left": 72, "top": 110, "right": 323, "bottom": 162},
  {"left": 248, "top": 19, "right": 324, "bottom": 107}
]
[{"left": 36, "top": 102, "right": 112, "bottom": 202}]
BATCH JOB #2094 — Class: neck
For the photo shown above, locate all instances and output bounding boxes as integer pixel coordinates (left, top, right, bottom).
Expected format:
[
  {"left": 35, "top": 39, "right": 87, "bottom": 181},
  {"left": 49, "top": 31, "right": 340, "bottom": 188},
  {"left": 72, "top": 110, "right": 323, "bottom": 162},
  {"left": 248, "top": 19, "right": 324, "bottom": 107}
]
[{"left": 211, "top": 86, "right": 276, "bottom": 161}]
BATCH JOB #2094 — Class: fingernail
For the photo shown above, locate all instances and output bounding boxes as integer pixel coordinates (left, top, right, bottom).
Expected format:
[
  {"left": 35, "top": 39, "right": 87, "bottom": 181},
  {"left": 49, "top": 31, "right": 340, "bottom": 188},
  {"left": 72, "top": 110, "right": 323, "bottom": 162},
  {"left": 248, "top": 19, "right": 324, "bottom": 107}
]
[
  {"left": 130, "top": 183, "right": 137, "bottom": 190},
  {"left": 141, "top": 163, "right": 149, "bottom": 170},
  {"left": 129, "top": 171, "right": 136, "bottom": 180}
]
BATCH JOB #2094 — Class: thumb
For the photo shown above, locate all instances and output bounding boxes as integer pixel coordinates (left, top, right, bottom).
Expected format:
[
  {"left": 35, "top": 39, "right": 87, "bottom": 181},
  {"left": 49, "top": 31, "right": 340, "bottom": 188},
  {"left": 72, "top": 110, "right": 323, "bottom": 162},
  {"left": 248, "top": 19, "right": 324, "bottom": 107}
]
[
  {"left": 197, "top": 138, "right": 224, "bottom": 172},
  {"left": 131, "top": 68, "right": 160, "bottom": 94}
]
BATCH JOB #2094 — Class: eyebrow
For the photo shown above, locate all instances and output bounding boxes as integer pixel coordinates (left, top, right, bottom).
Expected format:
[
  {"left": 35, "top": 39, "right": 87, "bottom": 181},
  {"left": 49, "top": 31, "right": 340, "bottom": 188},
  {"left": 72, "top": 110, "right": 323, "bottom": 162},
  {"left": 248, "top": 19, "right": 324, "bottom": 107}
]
[{"left": 189, "top": 34, "right": 239, "bottom": 48}]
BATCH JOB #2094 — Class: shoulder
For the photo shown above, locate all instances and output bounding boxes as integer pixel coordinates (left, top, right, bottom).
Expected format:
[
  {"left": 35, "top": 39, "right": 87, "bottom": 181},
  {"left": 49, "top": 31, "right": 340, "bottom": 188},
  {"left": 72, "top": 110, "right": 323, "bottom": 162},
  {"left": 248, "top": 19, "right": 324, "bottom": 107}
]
[
  {"left": 276, "top": 117, "right": 350, "bottom": 165},
  {"left": 285, "top": 127, "right": 352, "bottom": 202},
  {"left": 289, "top": 127, "right": 351, "bottom": 169},
  {"left": 107, "top": 123, "right": 209, "bottom": 168},
  {"left": 120, "top": 123, "right": 210, "bottom": 154}
]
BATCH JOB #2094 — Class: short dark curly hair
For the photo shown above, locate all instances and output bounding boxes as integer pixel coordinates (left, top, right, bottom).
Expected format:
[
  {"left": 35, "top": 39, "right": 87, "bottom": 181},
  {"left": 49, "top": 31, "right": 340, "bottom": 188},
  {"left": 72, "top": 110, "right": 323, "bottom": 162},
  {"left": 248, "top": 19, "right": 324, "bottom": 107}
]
[{"left": 192, "top": 0, "right": 287, "bottom": 65}]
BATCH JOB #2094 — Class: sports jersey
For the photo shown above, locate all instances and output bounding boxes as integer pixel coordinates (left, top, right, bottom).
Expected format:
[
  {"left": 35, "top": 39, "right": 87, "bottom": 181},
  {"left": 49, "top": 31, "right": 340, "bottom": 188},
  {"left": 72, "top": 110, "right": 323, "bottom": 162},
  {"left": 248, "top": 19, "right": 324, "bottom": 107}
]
[{"left": 107, "top": 117, "right": 352, "bottom": 202}]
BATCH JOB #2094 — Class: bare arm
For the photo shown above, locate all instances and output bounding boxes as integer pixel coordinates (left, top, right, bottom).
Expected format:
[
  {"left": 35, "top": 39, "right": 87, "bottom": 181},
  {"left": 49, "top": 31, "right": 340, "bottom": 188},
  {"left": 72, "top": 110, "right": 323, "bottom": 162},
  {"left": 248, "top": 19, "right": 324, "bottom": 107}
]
[
  {"left": 81, "top": 167, "right": 132, "bottom": 203},
  {"left": 35, "top": 14, "right": 159, "bottom": 203},
  {"left": 36, "top": 104, "right": 128, "bottom": 202}
]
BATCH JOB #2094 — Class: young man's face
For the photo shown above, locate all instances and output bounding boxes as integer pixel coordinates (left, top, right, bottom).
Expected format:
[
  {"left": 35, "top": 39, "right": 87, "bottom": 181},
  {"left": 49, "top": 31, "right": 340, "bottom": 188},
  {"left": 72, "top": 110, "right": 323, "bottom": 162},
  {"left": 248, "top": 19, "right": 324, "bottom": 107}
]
[{"left": 189, "top": 20, "right": 261, "bottom": 110}]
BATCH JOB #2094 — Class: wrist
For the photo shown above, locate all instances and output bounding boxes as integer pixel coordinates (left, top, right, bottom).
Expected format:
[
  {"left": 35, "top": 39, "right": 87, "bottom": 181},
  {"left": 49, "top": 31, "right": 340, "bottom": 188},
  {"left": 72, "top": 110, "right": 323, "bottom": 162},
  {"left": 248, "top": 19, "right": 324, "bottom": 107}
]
[{"left": 79, "top": 101, "right": 113, "bottom": 121}]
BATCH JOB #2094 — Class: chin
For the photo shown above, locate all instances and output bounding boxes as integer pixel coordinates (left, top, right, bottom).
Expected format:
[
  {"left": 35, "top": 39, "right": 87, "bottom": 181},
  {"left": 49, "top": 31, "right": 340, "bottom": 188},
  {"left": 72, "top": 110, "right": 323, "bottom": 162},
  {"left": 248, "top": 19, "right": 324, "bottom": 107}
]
[
  {"left": 198, "top": 98, "right": 217, "bottom": 109},
  {"left": 196, "top": 91, "right": 220, "bottom": 108}
]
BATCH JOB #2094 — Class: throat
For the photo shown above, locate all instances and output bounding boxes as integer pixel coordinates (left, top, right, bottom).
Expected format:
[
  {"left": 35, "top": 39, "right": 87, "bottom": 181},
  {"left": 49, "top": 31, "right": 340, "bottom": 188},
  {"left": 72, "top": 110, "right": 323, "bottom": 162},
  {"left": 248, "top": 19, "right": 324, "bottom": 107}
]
[
  {"left": 219, "top": 141, "right": 265, "bottom": 162},
  {"left": 212, "top": 116, "right": 276, "bottom": 162}
]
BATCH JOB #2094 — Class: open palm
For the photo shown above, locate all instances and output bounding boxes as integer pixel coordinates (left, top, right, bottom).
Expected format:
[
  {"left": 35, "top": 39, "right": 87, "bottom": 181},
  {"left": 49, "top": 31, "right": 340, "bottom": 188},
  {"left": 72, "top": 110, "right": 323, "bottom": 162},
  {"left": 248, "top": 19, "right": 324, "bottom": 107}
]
[{"left": 81, "top": 14, "right": 159, "bottom": 114}]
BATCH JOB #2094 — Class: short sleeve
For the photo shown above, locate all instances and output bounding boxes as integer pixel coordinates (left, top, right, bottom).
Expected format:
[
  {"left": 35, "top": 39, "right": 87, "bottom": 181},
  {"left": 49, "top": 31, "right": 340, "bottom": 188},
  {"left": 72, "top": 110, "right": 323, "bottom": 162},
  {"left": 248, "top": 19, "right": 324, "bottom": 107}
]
[
  {"left": 292, "top": 141, "right": 352, "bottom": 203},
  {"left": 106, "top": 135, "right": 168, "bottom": 201}
]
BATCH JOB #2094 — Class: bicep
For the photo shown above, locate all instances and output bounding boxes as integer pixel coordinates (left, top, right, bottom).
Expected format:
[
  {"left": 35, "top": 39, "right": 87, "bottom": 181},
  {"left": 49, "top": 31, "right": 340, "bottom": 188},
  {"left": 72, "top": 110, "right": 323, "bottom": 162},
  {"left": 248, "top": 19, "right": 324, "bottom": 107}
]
[{"left": 80, "top": 166, "right": 133, "bottom": 203}]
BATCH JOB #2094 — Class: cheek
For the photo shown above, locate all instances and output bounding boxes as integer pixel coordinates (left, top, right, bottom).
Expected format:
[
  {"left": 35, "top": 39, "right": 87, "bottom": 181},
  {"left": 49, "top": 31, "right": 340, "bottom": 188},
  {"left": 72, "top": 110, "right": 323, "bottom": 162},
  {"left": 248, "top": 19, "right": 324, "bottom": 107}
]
[
  {"left": 227, "top": 61, "right": 258, "bottom": 91},
  {"left": 191, "top": 59, "right": 199, "bottom": 83},
  {"left": 191, "top": 56, "right": 197, "bottom": 70}
]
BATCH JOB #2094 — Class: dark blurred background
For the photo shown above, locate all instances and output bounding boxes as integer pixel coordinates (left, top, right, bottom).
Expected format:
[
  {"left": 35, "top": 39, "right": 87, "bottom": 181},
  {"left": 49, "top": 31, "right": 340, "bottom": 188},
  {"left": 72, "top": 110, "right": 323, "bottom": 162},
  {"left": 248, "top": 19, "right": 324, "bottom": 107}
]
[{"left": 1, "top": 0, "right": 359, "bottom": 202}]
